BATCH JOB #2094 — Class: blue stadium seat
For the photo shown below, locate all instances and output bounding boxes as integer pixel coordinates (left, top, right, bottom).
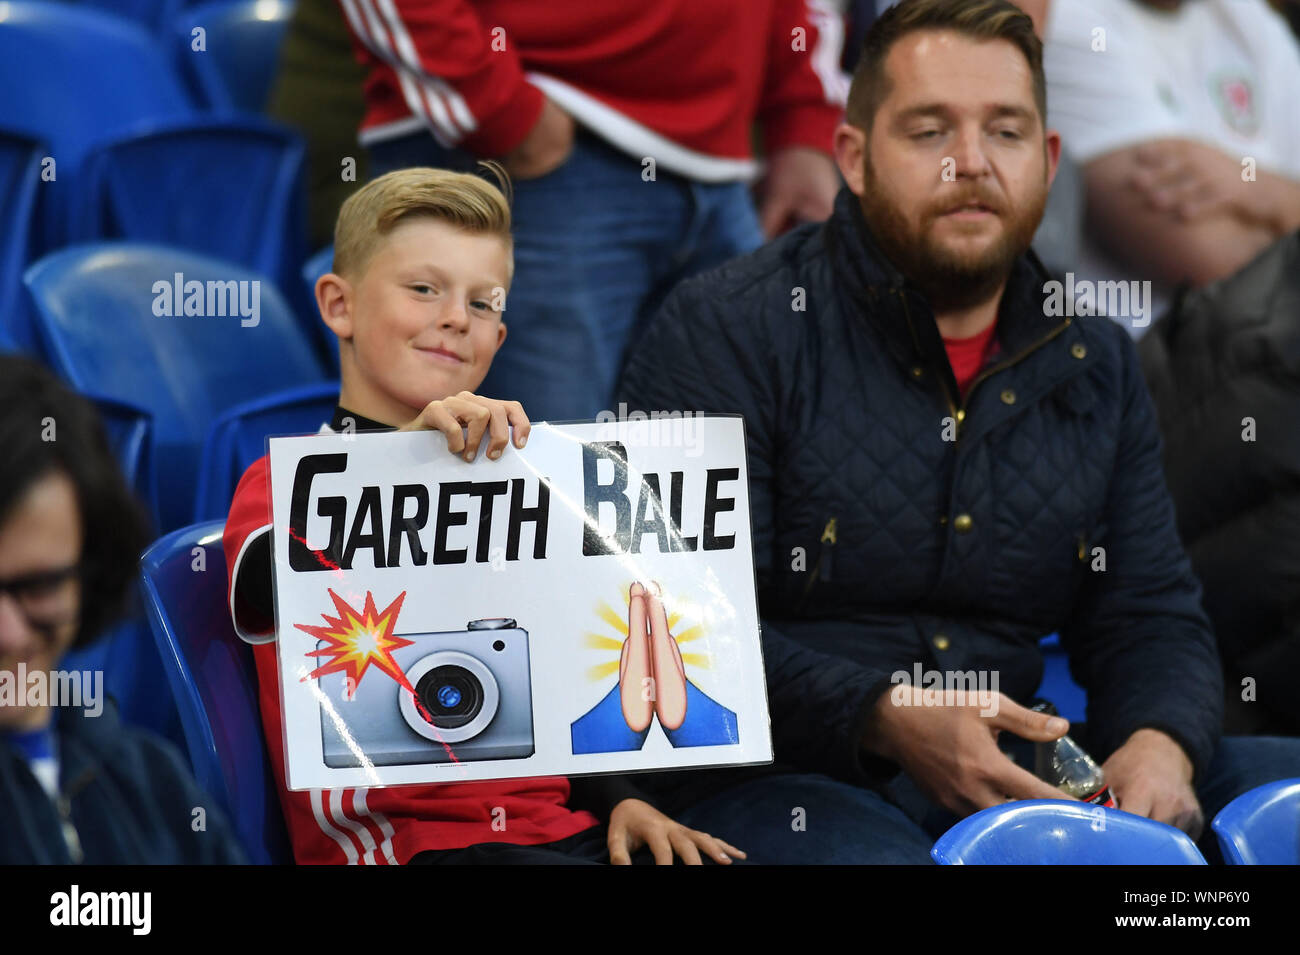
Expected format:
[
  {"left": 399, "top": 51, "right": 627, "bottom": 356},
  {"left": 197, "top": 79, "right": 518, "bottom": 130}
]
[
  {"left": 0, "top": 130, "right": 45, "bottom": 353},
  {"left": 0, "top": 3, "right": 195, "bottom": 248},
  {"left": 194, "top": 380, "right": 340, "bottom": 522},
  {"left": 139, "top": 520, "right": 292, "bottom": 864},
  {"left": 1036, "top": 632, "right": 1086, "bottom": 723},
  {"left": 302, "top": 244, "right": 334, "bottom": 304},
  {"left": 932, "top": 800, "right": 1208, "bottom": 865},
  {"left": 74, "top": 0, "right": 184, "bottom": 32},
  {"left": 73, "top": 118, "right": 310, "bottom": 305},
  {"left": 1211, "top": 778, "right": 1300, "bottom": 865},
  {"left": 73, "top": 0, "right": 234, "bottom": 33},
  {"left": 174, "top": 0, "right": 297, "bottom": 113},
  {"left": 298, "top": 246, "right": 339, "bottom": 373},
  {"left": 88, "top": 392, "right": 157, "bottom": 523},
  {"left": 24, "top": 242, "right": 331, "bottom": 531}
]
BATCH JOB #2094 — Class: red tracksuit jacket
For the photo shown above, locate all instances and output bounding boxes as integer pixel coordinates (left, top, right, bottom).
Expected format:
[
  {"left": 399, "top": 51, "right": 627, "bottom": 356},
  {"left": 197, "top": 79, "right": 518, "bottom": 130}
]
[{"left": 338, "top": 0, "right": 847, "bottom": 180}]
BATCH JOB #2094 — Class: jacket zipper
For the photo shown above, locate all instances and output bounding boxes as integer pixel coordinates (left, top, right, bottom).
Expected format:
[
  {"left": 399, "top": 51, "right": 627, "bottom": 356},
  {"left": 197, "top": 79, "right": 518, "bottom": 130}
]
[
  {"left": 56, "top": 766, "right": 95, "bottom": 864},
  {"left": 801, "top": 516, "right": 838, "bottom": 601},
  {"left": 896, "top": 288, "right": 1074, "bottom": 441}
]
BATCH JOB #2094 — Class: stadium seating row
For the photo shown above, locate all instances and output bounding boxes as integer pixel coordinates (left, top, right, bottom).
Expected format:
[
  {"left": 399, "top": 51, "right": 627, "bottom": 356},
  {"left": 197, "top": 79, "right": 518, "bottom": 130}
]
[{"left": 0, "top": 2, "right": 307, "bottom": 353}]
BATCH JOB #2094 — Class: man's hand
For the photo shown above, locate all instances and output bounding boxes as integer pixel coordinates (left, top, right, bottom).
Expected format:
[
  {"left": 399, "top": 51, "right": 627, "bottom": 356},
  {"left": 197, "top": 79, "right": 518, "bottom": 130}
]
[
  {"left": 1101, "top": 728, "right": 1203, "bottom": 840},
  {"left": 606, "top": 798, "right": 746, "bottom": 865},
  {"left": 863, "top": 687, "right": 1072, "bottom": 817},
  {"left": 1130, "top": 139, "right": 1300, "bottom": 236},
  {"left": 501, "top": 97, "right": 575, "bottom": 180},
  {"left": 399, "top": 392, "right": 530, "bottom": 462},
  {"left": 757, "top": 146, "right": 840, "bottom": 237}
]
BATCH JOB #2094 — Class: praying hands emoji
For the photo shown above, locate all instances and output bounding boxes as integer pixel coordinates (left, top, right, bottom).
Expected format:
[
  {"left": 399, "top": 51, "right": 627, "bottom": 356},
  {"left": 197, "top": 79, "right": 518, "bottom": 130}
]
[{"left": 619, "top": 581, "right": 687, "bottom": 733}]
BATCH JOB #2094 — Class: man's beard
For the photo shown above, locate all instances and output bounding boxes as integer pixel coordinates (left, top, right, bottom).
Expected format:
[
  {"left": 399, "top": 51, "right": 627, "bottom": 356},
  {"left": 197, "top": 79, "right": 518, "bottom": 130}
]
[{"left": 859, "top": 162, "right": 1047, "bottom": 312}]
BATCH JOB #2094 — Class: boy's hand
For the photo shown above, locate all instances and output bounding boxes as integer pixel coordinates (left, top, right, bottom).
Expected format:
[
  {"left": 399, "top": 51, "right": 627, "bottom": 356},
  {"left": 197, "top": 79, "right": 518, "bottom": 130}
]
[
  {"left": 606, "top": 798, "right": 746, "bottom": 865},
  {"left": 399, "top": 392, "right": 530, "bottom": 462}
]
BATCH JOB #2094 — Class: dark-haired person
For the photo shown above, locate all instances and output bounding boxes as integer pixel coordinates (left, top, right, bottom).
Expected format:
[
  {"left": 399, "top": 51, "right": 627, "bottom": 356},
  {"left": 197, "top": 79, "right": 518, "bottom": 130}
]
[
  {"left": 619, "top": 0, "right": 1300, "bottom": 863},
  {"left": 0, "top": 355, "right": 246, "bottom": 864}
]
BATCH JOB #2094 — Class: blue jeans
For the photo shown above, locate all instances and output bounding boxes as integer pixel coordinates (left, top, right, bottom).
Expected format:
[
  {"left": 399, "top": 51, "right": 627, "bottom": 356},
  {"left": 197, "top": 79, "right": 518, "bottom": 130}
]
[
  {"left": 368, "top": 130, "right": 765, "bottom": 422},
  {"left": 669, "top": 736, "right": 1300, "bottom": 864}
]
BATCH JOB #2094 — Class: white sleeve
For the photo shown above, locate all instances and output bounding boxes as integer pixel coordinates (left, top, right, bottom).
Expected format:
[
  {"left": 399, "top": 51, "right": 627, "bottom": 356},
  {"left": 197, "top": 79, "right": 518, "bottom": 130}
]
[
  {"left": 1043, "top": 0, "right": 1192, "bottom": 162},
  {"left": 228, "top": 524, "right": 276, "bottom": 645},
  {"left": 1258, "top": 5, "right": 1300, "bottom": 178}
]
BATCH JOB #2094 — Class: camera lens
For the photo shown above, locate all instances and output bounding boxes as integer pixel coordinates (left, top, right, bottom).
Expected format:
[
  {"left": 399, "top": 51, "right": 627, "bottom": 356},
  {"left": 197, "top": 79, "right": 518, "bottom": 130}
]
[{"left": 415, "top": 666, "right": 483, "bottom": 729}]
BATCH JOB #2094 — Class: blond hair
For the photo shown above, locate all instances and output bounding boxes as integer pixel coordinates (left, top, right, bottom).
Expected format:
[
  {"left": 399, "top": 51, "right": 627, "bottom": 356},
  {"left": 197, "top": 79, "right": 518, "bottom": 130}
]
[{"left": 332, "top": 163, "right": 513, "bottom": 281}]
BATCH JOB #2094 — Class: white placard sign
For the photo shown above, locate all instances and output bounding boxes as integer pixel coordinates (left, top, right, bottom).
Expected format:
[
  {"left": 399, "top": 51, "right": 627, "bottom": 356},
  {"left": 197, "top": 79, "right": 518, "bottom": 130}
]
[{"left": 267, "top": 416, "right": 772, "bottom": 790}]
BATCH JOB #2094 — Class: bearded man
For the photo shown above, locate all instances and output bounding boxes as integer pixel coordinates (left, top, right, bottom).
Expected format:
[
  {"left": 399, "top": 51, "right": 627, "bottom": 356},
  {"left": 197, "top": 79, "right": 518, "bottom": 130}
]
[{"left": 617, "top": 0, "right": 1300, "bottom": 864}]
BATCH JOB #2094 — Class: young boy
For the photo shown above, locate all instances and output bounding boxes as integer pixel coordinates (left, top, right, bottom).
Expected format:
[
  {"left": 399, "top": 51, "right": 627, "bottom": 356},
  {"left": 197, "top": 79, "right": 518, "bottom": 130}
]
[{"left": 223, "top": 167, "right": 743, "bottom": 865}]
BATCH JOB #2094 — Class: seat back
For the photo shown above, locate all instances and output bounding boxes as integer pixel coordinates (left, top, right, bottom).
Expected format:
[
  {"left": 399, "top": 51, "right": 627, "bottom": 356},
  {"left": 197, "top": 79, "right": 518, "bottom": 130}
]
[
  {"left": 139, "top": 520, "right": 292, "bottom": 864},
  {"left": 301, "top": 244, "right": 334, "bottom": 301},
  {"left": 0, "top": 130, "right": 45, "bottom": 352},
  {"left": 24, "top": 242, "right": 330, "bottom": 531},
  {"left": 0, "top": 4, "right": 194, "bottom": 247},
  {"left": 174, "top": 0, "right": 297, "bottom": 112},
  {"left": 74, "top": 119, "right": 309, "bottom": 299},
  {"left": 1036, "top": 632, "right": 1087, "bottom": 723},
  {"left": 932, "top": 800, "right": 1208, "bottom": 864},
  {"left": 88, "top": 392, "right": 157, "bottom": 524},
  {"left": 194, "top": 380, "right": 339, "bottom": 522},
  {"left": 1211, "top": 778, "right": 1300, "bottom": 865}
]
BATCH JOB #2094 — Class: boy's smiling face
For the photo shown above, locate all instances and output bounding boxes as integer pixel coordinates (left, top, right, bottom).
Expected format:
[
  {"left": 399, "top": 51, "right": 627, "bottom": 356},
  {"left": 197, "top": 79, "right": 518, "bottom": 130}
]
[{"left": 322, "top": 217, "right": 510, "bottom": 425}]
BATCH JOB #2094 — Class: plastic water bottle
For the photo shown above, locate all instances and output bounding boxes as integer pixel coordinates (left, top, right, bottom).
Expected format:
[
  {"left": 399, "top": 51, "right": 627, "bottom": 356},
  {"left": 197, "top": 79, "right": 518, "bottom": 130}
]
[{"left": 1031, "top": 702, "right": 1116, "bottom": 807}]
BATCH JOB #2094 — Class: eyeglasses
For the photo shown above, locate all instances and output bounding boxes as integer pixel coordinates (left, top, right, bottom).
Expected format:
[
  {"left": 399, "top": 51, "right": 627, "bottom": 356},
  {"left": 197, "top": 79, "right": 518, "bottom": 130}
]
[{"left": 0, "top": 564, "right": 81, "bottom": 633}]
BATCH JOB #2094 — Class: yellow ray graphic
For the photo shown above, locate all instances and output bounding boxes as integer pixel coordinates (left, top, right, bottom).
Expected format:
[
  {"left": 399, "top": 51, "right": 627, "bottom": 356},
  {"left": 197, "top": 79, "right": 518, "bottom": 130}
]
[
  {"left": 584, "top": 632, "right": 624, "bottom": 651},
  {"left": 680, "top": 652, "right": 711, "bottom": 669},
  {"left": 595, "top": 601, "right": 628, "bottom": 636},
  {"left": 667, "top": 611, "right": 682, "bottom": 630},
  {"left": 586, "top": 660, "right": 621, "bottom": 681},
  {"left": 672, "top": 624, "right": 706, "bottom": 644}
]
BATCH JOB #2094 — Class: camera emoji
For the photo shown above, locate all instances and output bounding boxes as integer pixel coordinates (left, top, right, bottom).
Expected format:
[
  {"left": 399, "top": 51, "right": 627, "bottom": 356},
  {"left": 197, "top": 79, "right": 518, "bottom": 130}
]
[{"left": 318, "top": 618, "right": 534, "bottom": 767}]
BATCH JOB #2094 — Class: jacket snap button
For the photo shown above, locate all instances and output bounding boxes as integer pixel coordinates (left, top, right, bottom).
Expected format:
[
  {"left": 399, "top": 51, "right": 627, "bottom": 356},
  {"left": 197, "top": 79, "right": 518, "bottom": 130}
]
[
  {"left": 933, "top": 634, "right": 950, "bottom": 651},
  {"left": 911, "top": 366, "right": 924, "bottom": 378},
  {"left": 1000, "top": 389, "right": 1016, "bottom": 405},
  {"left": 1071, "top": 342, "right": 1087, "bottom": 359},
  {"left": 953, "top": 513, "right": 973, "bottom": 533}
]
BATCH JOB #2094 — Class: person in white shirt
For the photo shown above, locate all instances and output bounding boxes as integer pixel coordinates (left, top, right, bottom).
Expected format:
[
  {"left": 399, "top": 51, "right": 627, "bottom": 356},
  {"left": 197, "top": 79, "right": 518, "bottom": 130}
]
[{"left": 1042, "top": 0, "right": 1300, "bottom": 334}]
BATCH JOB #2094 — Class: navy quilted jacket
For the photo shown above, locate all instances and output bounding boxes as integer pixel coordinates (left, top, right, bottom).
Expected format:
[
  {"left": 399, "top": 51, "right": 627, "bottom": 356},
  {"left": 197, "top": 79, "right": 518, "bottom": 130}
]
[{"left": 619, "top": 188, "right": 1222, "bottom": 787}]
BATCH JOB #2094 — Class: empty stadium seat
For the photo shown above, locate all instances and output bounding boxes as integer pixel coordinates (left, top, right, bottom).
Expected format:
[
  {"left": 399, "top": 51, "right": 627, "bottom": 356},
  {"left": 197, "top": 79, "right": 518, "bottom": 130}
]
[
  {"left": 73, "top": 118, "right": 310, "bottom": 303},
  {"left": 24, "top": 242, "right": 331, "bottom": 531},
  {"left": 89, "top": 392, "right": 158, "bottom": 524},
  {"left": 1211, "top": 778, "right": 1300, "bottom": 865},
  {"left": 74, "top": 0, "right": 184, "bottom": 32},
  {"left": 931, "top": 800, "right": 1208, "bottom": 865},
  {"left": 139, "top": 520, "right": 292, "bottom": 864},
  {"left": 0, "top": 130, "right": 45, "bottom": 352},
  {"left": 194, "top": 380, "right": 340, "bottom": 522},
  {"left": 302, "top": 244, "right": 334, "bottom": 303},
  {"left": 174, "top": 0, "right": 297, "bottom": 113},
  {"left": 0, "top": 3, "right": 195, "bottom": 248}
]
